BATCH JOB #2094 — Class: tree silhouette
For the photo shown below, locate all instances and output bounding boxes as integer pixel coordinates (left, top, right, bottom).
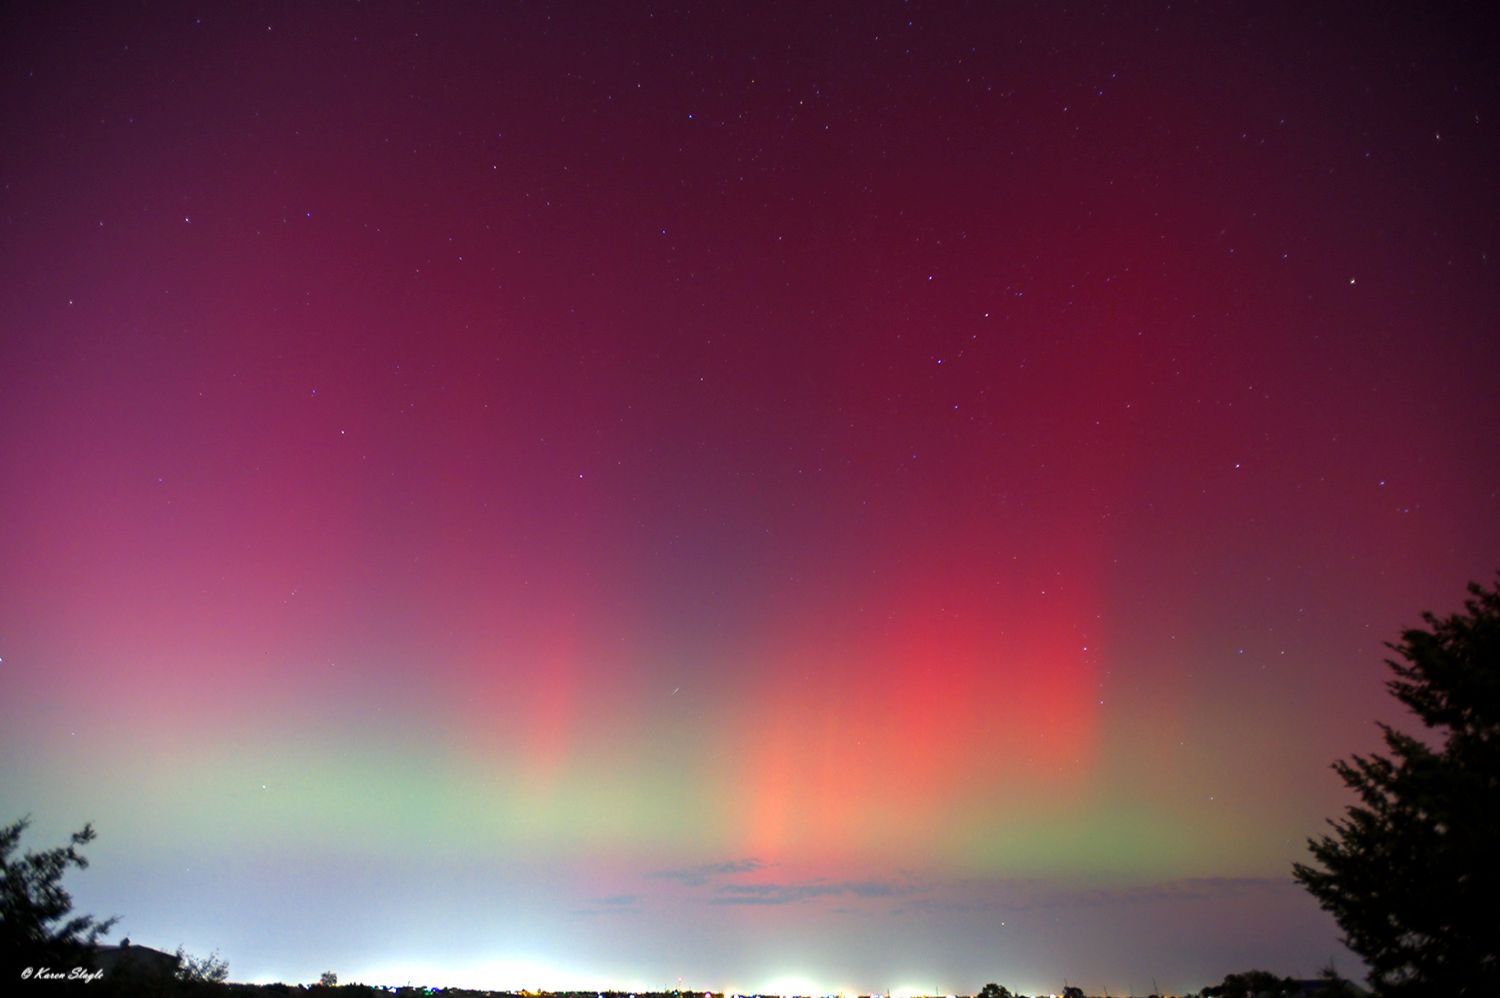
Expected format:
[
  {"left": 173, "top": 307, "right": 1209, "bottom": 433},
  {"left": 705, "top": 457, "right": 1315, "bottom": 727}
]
[
  {"left": 0, "top": 816, "right": 118, "bottom": 974},
  {"left": 1201, "top": 969, "right": 1295, "bottom": 997},
  {"left": 1314, "top": 964, "right": 1363, "bottom": 998},
  {"left": 1293, "top": 577, "right": 1500, "bottom": 994},
  {"left": 976, "top": 984, "right": 1012, "bottom": 998},
  {"left": 176, "top": 945, "right": 230, "bottom": 983}
]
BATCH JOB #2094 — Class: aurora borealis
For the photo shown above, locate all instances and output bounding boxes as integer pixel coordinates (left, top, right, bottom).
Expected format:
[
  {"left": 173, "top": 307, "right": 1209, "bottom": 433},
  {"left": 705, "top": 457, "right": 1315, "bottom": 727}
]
[{"left": 2, "top": 1, "right": 1499, "bottom": 994}]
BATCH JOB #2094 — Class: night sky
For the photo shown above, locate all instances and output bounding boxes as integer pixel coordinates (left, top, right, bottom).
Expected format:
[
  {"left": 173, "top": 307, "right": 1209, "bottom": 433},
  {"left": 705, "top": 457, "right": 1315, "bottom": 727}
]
[{"left": 3, "top": 2, "right": 1498, "bottom": 994}]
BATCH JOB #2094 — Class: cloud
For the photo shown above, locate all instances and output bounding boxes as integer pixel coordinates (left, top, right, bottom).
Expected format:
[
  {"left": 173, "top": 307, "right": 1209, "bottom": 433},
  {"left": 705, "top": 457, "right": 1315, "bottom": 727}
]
[
  {"left": 598, "top": 894, "right": 642, "bottom": 906},
  {"left": 885, "top": 876, "right": 1298, "bottom": 915},
  {"left": 709, "top": 879, "right": 913, "bottom": 906},
  {"left": 886, "top": 895, "right": 1000, "bottom": 915},
  {"left": 1045, "top": 876, "right": 1298, "bottom": 909},
  {"left": 645, "top": 860, "right": 923, "bottom": 907},
  {"left": 642, "top": 864, "right": 1289, "bottom": 916},
  {"left": 575, "top": 893, "right": 643, "bottom": 917},
  {"left": 645, "top": 858, "right": 767, "bottom": 886}
]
